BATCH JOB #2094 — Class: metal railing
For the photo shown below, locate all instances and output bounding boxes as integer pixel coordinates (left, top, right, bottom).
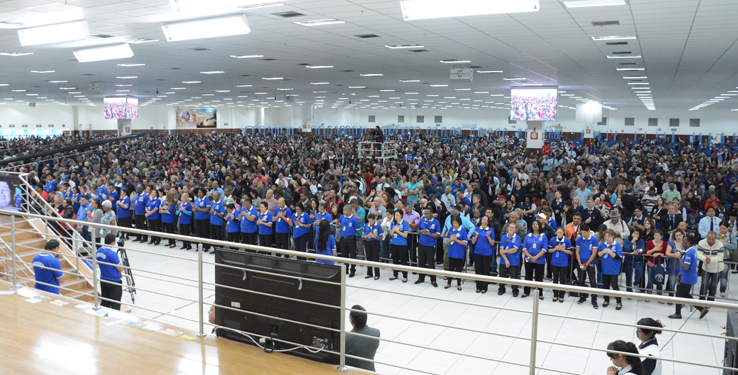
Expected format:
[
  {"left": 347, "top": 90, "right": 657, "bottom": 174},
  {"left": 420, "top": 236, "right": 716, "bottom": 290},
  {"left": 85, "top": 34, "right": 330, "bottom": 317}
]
[{"left": 1, "top": 207, "right": 738, "bottom": 375}]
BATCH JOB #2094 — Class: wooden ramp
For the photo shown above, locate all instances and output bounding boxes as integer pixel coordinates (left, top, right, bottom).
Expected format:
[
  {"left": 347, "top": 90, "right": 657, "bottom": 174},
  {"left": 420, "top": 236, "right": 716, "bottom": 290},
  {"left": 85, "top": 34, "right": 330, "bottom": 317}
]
[{"left": 0, "top": 281, "right": 364, "bottom": 375}]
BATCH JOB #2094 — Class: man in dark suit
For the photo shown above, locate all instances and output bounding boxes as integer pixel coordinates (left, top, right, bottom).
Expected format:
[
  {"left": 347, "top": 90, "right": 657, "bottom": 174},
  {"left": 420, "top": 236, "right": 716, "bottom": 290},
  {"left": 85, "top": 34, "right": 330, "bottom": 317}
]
[
  {"left": 660, "top": 203, "right": 683, "bottom": 239},
  {"left": 345, "top": 305, "right": 380, "bottom": 372}
]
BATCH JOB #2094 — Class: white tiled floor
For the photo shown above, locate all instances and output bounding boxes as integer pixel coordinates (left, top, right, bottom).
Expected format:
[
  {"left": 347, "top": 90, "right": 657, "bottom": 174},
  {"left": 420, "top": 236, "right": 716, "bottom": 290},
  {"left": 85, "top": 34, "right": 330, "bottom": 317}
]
[{"left": 119, "top": 241, "right": 731, "bottom": 375}]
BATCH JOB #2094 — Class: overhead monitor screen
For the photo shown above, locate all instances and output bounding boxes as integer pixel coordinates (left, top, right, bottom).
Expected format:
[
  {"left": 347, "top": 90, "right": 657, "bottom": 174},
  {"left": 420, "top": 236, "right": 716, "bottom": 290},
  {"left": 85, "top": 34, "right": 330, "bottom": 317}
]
[
  {"left": 196, "top": 109, "right": 217, "bottom": 128},
  {"left": 104, "top": 97, "right": 138, "bottom": 120},
  {"left": 510, "top": 87, "right": 557, "bottom": 121}
]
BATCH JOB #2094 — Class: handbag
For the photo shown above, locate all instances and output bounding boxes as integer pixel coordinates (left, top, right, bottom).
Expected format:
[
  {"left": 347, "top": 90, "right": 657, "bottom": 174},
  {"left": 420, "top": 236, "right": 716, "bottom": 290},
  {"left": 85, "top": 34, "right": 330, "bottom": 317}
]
[{"left": 652, "top": 262, "right": 666, "bottom": 286}]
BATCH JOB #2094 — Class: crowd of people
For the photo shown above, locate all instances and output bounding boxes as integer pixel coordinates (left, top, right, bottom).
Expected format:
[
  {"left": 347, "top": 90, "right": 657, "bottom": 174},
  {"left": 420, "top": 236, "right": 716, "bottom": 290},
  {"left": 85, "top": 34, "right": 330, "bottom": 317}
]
[{"left": 10, "top": 129, "right": 738, "bottom": 322}]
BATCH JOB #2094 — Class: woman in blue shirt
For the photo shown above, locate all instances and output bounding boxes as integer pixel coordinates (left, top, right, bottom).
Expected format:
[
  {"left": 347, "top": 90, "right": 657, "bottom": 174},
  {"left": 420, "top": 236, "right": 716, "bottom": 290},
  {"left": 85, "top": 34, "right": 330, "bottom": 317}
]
[
  {"left": 133, "top": 186, "right": 150, "bottom": 243},
  {"left": 471, "top": 216, "right": 495, "bottom": 293},
  {"left": 239, "top": 198, "right": 258, "bottom": 248},
  {"left": 547, "top": 227, "right": 573, "bottom": 303},
  {"left": 160, "top": 193, "right": 177, "bottom": 248},
  {"left": 290, "top": 203, "right": 311, "bottom": 261},
  {"left": 664, "top": 229, "right": 686, "bottom": 299},
  {"left": 623, "top": 230, "right": 645, "bottom": 293},
  {"left": 389, "top": 210, "right": 410, "bottom": 282},
  {"left": 225, "top": 203, "right": 240, "bottom": 245},
  {"left": 71, "top": 186, "right": 82, "bottom": 212},
  {"left": 145, "top": 189, "right": 162, "bottom": 245},
  {"left": 256, "top": 201, "right": 274, "bottom": 254},
  {"left": 522, "top": 220, "right": 548, "bottom": 299},
  {"left": 178, "top": 192, "right": 193, "bottom": 250},
  {"left": 669, "top": 235, "right": 708, "bottom": 319},
  {"left": 362, "top": 213, "right": 383, "bottom": 279},
  {"left": 315, "top": 220, "right": 337, "bottom": 265},
  {"left": 498, "top": 222, "right": 522, "bottom": 297},
  {"left": 116, "top": 188, "right": 131, "bottom": 240},
  {"left": 445, "top": 216, "right": 468, "bottom": 290},
  {"left": 598, "top": 229, "right": 623, "bottom": 310}
]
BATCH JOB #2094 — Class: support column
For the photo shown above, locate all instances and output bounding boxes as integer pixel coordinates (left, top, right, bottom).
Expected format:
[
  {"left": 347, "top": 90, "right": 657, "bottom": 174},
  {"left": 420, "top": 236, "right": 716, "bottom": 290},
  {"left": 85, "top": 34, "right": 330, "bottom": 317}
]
[{"left": 525, "top": 121, "right": 544, "bottom": 157}]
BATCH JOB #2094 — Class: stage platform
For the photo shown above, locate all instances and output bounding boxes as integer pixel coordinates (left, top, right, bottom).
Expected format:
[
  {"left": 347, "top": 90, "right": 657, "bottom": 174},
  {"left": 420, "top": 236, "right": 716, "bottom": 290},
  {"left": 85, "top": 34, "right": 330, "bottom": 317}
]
[{"left": 0, "top": 281, "right": 362, "bottom": 375}]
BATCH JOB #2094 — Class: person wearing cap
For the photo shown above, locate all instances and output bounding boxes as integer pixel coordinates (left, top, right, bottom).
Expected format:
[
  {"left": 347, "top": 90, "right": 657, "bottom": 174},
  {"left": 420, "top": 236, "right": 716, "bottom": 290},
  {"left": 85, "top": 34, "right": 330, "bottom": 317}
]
[{"left": 604, "top": 209, "right": 630, "bottom": 247}]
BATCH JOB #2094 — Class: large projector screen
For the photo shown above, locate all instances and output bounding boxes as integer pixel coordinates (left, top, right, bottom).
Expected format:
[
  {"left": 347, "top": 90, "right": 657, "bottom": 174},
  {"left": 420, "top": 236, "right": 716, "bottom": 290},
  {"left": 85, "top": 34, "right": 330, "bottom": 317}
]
[
  {"left": 104, "top": 97, "right": 138, "bottom": 120},
  {"left": 510, "top": 87, "right": 557, "bottom": 121}
]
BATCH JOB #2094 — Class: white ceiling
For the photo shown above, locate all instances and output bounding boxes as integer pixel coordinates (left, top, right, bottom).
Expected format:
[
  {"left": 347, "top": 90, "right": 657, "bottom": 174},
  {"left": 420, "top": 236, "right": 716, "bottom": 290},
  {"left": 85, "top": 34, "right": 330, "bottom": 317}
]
[{"left": 0, "top": 0, "right": 736, "bottom": 112}]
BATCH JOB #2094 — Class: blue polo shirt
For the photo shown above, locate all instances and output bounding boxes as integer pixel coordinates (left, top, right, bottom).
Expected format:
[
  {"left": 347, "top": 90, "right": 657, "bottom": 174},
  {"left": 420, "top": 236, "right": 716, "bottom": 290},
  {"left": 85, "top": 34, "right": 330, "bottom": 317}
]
[
  {"left": 339, "top": 215, "right": 360, "bottom": 239},
  {"left": 680, "top": 247, "right": 699, "bottom": 285},
  {"left": 116, "top": 196, "right": 131, "bottom": 219},
  {"left": 109, "top": 190, "right": 119, "bottom": 206},
  {"left": 314, "top": 211, "right": 332, "bottom": 225},
  {"left": 548, "top": 236, "right": 572, "bottom": 267},
  {"left": 32, "top": 253, "right": 63, "bottom": 294},
  {"left": 598, "top": 241, "right": 623, "bottom": 275},
  {"left": 315, "top": 233, "right": 337, "bottom": 265},
  {"left": 548, "top": 218, "right": 557, "bottom": 231},
  {"left": 258, "top": 211, "right": 273, "bottom": 235},
  {"left": 134, "top": 194, "right": 149, "bottom": 216},
  {"left": 226, "top": 211, "right": 240, "bottom": 233},
  {"left": 209, "top": 201, "right": 225, "bottom": 226},
  {"left": 178, "top": 202, "right": 192, "bottom": 225},
  {"left": 523, "top": 233, "right": 548, "bottom": 265},
  {"left": 418, "top": 218, "right": 441, "bottom": 247},
  {"left": 161, "top": 201, "right": 175, "bottom": 224},
  {"left": 96, "top": 246, "right": 121, "bottom": 282},
  {"left": 576, "top": 235, "right": 599, "bottom": 265},
  {"left": 194, "top": 197, "right": 211, "bottom": 221},
  {"left": 405, "top": 181, "right": 421, "bottom": 203},
  {"left": 389, "top": 220, "right": 409, "bottom": 246},
  {"left": 240, "top": 206, "right": 258, "bottom": 233},
  {"left": 96, "top": 186, "right": 109, "bottom": 201},
  {"left": 500, "top": 234, "right": 521, "bottom": 267},
  {"left": 77, "top": 203, "right": 91, "bottom": 228},
  {"left": 146, "top": 198, "right": 161, "bottom": 221},
  {"left": 363, "top": 222, "right": 383, "bottom": 242},
  {"left": 44, "top": 180, "right": 57, "bottom": 193},
  {"left": 472, "top": 227, "right": 495, "bottom": 256},
  {"left": 274, "top": 206, "right": 292, "bottom": 234},
  {"left": 447, "top": 228, "right": 468, "bottom": 259},
  {"left": 292, "top": 212, "right": 311, "bottom": 238}
]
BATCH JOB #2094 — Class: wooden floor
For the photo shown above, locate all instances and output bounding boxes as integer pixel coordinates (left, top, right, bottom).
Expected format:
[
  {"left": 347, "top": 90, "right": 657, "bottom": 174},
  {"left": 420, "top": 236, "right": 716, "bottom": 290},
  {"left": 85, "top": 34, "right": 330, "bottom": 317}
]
[{"left": 0, "top": 281, "right": 362, "bottom": 375}]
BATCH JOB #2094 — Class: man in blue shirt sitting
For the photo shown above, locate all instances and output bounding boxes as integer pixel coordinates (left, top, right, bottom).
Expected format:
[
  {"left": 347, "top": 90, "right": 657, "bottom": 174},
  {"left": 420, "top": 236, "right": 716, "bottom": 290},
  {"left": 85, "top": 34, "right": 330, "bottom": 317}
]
[
  {"left": 33, "top": 240, "right": 65, "bottom": 294},
  {"left": 97, "top": 233, "right": 124, "bottom": 310}
]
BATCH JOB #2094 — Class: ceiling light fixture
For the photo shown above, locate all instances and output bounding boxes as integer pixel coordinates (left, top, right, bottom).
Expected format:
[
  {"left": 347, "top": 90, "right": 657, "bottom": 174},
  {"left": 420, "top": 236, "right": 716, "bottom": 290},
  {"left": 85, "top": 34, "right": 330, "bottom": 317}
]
[
  {"left": 306, "top": 65, "right": 333, "bottom": 69},
  {"left": 385, "top": 44, "right": 424, "bottom": 49},
  {"left": 0, "top": 52, "right": 33, "bottom": 57},
  {"left": 624, "top": 76, "right": 647, "bottom": 79},
  {"left": 162, "top": 15, "right": 250, "bottom": 42},
  {"left": 617, "top": 68, "right": 645, "bottom": 71},
  {"left": 31, "top": 70, "right": 55, "bottom": 74},
  {"left": 400, "top": 0, "right": 540, "bottom": 21},
  {"left": 235, "top": 85, "right": 252, "bottom": 87},
  {"left": 399, "top": 80, "right": 420, "bottom": 83},
  {"left": 430, "top": 84, "right": 448, "bottom": 87},
  {"left": 607, "top": 55, "right": 642, "bottom": 59},
  {"left": 116, "top": 76, "right": 137, "bottom": 79},
  {"left": 564, "top": 0, "right": 625, "bottom": 8},
  {"left": 311, "top": 82, "right": 330, "bottom": 85},
  {"left": 48, "top": 81, "right": 67, "bottom": 83},
  {"left": 440, "top": 60, "right": 471, "bottom": 64},
  {"left": 231, "top": 54, "right": 263, "bottom": 59},
  {"left": 182, "top": 81, "right": 201, "bottom": 84},
  {"left": 293, "top": 19, "right": 345, "bottom": 27},
  {"left": 60, "top": 87, "right": 76, "bottom": 89},
  {"left": 201, "top": 71, "right": 225, "bottom": 74},
  {"left": 360, "top": 74, "right": 383, "bottom": 77},
  {"left": 74, "top": 44, "right": 134, "bottom": 63},
  {"left": 117, "top": 63, "right": 145, "bottom": 67},
  {"left": 349, "top": 86, "right": 366, "bottom": 89},
  {"left": 262, "top": 77, "right": 283, "bottom": 80},
  {"left": 503, "top": 77, "right": 526, "bottom": 81},
  {"left": 591, "top": 35, "right": 637, "bottom": 41},
  {"left": 18, "top": 20, "right": 90, "bottom": 46},
  {"left": 476, "top": 70, "right": 503, "bottom": 74}
]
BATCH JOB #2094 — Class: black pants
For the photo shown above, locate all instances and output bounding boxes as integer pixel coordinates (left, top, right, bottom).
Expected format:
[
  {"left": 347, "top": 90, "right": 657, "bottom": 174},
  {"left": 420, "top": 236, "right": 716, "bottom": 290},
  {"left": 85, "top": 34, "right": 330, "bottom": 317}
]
[
  {"left": 101, "top": 279, "right": 123, "bottom": 311},
  {"left": 163, "top": 221, "right": 175, "bottom": 245},
  {"left": 241, "top": 232, "right": 257, "bottom": 251},
  {"left": 118, "top": 216, "right": 132, "bottom": 239},
  {"left": 602, "top": 274, "right": 622, "bottom": 304},
  {"left": 390, "top": 244, "right": 408, "bottom": 278},
  {"left": 365, "top": 240, "right": 380, "bottom": 277},
  {"left": 227, "top": 232, "right": 239, "bottom": 246},
  {"left": 194, "top": 219, "right": 210, "bottom": 250},
  {"left": 259, "top": 234, "right": 273, "bottom": 254},
  {"left": 551, "top": 265, "right": 568, "bottom": 299},
  {"left": 210, "top": 224, "right": 223, "bottom": 250},
  {"left": 275, "top": 232, "right": 290, "bottom": 258},
  {"left": 448, "top": 257, "right": 464, "bottom": 286},
  {"left": 134, "top": 214, "right": 148, "bottom": 241},
  {"left": 417, "top": 245, "right": 437, "bottom": 282},
  {"left": 294, "top": 235, "right": 308, "bottom": 261},
  {"left": 577, "top": 264, "right": 598, "bottom": 302},
  {"left": 675, "top": 282, "right": 704, "bottom": 315},
  {"left": 474, "top": 254, "right": 491, "bottom": 291},
  {"left": 180, "top": 223, "right": 192, "bottom": 249},
  {"left": 340, "top": 237, "right": 357, "bottom": 273},
  {"left": 524, "top": 262, "right": 545, "bottom": 295},
  {"left": 148, "top": 219, "right": 161, "bottom": 244},
  {"left": 498, "top": 265, "right": 520, "bottom": 293}
]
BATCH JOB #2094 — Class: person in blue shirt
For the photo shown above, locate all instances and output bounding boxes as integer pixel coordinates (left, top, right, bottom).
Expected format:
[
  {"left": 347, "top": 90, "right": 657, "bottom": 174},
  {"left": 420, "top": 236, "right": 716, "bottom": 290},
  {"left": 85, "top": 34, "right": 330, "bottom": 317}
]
[
  {"left": 339, "top": 205, "right": 361, "bottom": 277},
  {"left": 598, "top": 229, "right": 624, "bottom": 310},
  {"left": 290, "top": 203, "right": 311, "bottom": 261},
  {"left": 389, "top": 210, "right": 410, "bottom": 282},
  {"left": 522, "top": 220, "right": 548, "bottom": 299},
  {"left": 71, "top": 186, "right": 82, "bottom": 212},
  {"left": 575, "top": 224, "right": 600, "bottom": 309},
  {"left": 445, "top": 216, "right": 468, "bottom": 291},
  {"left": 178, "top": 192, "right": 193, "bottom": 250},
  {"left": 404, "top": 174, "right": 421, "bottom": 204},
  {"left": 225, "top": 204, "right": 241, "bottom": 246},
  {"left": 133, "top": 186, "right": 150, "bottom": 243},
  {"left": 44, "top": 175, "right": 58, "bottom": 194},
  {"left": 116, "top": 188, "right": 131, "bottom": 241},
  {"left": 362, "top": 213, "right": 384, "bottom": 280},
  {"left": 209, "top": 192, "right": 226, "bottom": 253},
  {"left": 623, "top": 230, "right": 645, "bottom": 293},
  {"left": 97, "top": 233, "right": 124, "bottom": 310},
  {"left": 145, "top": 189, "right": 162, "bottom": 245},
  {"left": 107, "top": 182, "right": 119, "bottom": 207},
  {"left": 315, "top": 220, "right": 337, "bottom": 265},
  {"left": 160, "top": 193, "right": 177, "bottom": 248},
  {"left": 416, "top": 209, "right": 441, "bottom": 287},
  {"left": 471, "top": 216, "right": 495, "bottom": 293},
  {"left": 256, "top": 201, "right": 274, "bottom": 253},
  {"left": 498, "top": 222, "right": 521, "bottom": 297},
  {"left": 96, "top": 181, "right": 109, "bottom": 203},
  {"left": 548, "top": 227, "right": 573, "bottom": 303},
  {"left": 238, "top": 198, "right": 258, "bottom": 248},
  {"left": 193, "top": 188, "right": 212, "bottom": 252},
  {"left": 76, "top": 195, "right": 92, "bottom": 243},
  {"left": 273, "top": 198, "right": 293, "bottom": 258},
  {"left": 33, "top": 240, "right": 64, "bottom": 295},
  {"left": 669, "top": 235, "right": 708, "bottom": 319}
]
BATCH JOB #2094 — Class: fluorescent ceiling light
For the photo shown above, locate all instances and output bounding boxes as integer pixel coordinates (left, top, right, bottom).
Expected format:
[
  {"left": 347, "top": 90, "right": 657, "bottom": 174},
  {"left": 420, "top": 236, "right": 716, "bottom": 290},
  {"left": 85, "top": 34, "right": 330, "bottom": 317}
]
[
  {"left": 60, "top": 87, "right": 76, "bottom": 89},
  {"left": 231, "top": 54, "right": 263, "bottom": 59},
  {"left": 276, "top": 88, "right": 293, "bottom": 91},
  {"left": 607, "top": 55, "right": 642, "bottom": 59},
  {"left": 477, "top": 70, "right": 503, "bottom": 74},
  {"left": 591, "top": 35, "right": 637, "bottom": 41},
  {"left": 385, "top": 44, "right": 424, "bottom": 49},
  {"left": 48, "top": 81, "right": 67, "bottom": 83},
  {"left": 130, "top": 38, "right": 158, "bottom": 44},
  {"left": 293, "top": 19, "right": 345, "bottom": 27},
  {"left": 628, "top": 82, "right": 649, "bottom": 85},
  {"left": 311, "top": 82, "right": 330, "bottom": 85},
  {"left": 564, "top": 0, "right": 625, "bottom": 8},
  {"left": 455, "top": 88, "right": 471, "bottom": 91},
  {"left": 162, "top": 15, "right": 250, "bottom": 42},
  {"left": 117, "top": 76, "right": 137, "bottom": 79},
  {"left": 617, "top": 68, "right": 645, "bottom": 71},
  {"left": 306, "top": 66, "right": 333, "bottom": 69},
  {"left": 201, "top": 71, "right": 225, "bottom": 74},
  {"left": 400, "top": 0, "right": 539, "bottom": 21},
  {"left": 349, "top": 86, "right": 366, "bottom": 89},
  {"left": 11, "top": 90, "right": 26, "bottom": 92},
  {"left": 430, "top": 84, "right": 448, "bottom": 87},
  {"left": 31, "top": 70, "right": 54, "bottom": 74},
  {"left": 18, "top": 21, "right": 89, "bottom": 46},
  {"left": 380, "top": 89, "right": 395, "bottom": 92},
  {"left": 262, "top": 77, "right": 283, "bottom": 80},
  {"left": 215, "top": 90, "right": 230, "bottom": 92},
  {"left": 182, "top": 81, "right": 201, "bottom": 84},
  {"left": 117, "top": 63, "right": 145, "bottom": 67},
  {"left": 440, "top": 60, "right": 471, "bottom": 64},
  {"left": 624, "top": 76, "right": 647, "bottom": 79},
  {"left": 503, "top": 77, "right": 526, "bottom": 81},
  {"left": 171, "top": 87, "right": 186, "bottom": 90},
  {"left": 360, "top": 74, "right": 383, "bottom": 77},
  {"left": 74, "top": 43, "right": 134, "bottom": 63},
  {"left": 0, "top": 52, "right": 33, "bottom": 57},
  {"left": 400, "top": 80, "right": 420, "bottom": 83},
  {"left": 238, "top": 2, "right": 285, "bottom": 10},
  {"left": 116, "top": 90, "right": 129, "bottom": 92},
  {"left": 235, "top": 85, "right": 252, "bottom": 87}
]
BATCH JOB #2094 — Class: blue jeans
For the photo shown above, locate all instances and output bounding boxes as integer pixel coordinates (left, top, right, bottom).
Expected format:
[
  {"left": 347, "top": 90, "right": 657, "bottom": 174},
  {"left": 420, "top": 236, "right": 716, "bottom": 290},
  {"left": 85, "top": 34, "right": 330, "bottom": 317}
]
[
  {"left": 624, "top": 255, "right": 644, "bottom": 292},
  {"left": 647, "top": 265, "right": 663, "bottom": 292},
  {"left": 720, "top": 266, "right": 730, "bottom": 294},
  {"left": 700, "top": 271, "right": 719, "bottom": 301},
  {"left": 596, "top": 262, "right": 603, "bottom": 289},
  {"left": 665, "top": 274, "right": 677, "bottom": 297}
]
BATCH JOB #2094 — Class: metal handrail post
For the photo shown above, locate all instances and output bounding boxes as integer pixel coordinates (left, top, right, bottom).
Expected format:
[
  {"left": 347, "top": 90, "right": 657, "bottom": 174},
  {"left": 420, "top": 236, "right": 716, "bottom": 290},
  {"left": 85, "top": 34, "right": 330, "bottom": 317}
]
[
  {"left": 338, "top": 269, "right": 347, "bottom": 372},
  {"left": 11, "top": 214, "right": 17, "bottom": 289},
  {"left": 73, "top": 235, "right": 80, "bottom": 280},
  {"left": 197, "top": 244, "right": 205, "bottom": 338},
  {"left": 92, "top": 235, "right": 99, "bottom": 310},
  {"left": 530, "top": 289, "right": 540, "bottom": 375}
]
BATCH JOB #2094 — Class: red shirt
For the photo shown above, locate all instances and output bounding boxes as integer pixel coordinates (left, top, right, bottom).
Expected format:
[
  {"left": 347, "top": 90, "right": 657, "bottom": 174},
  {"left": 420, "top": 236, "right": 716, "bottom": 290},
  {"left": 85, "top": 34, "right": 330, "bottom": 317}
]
[{"left": 645, "top": 240, "right": 667, "bottom": 265}]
